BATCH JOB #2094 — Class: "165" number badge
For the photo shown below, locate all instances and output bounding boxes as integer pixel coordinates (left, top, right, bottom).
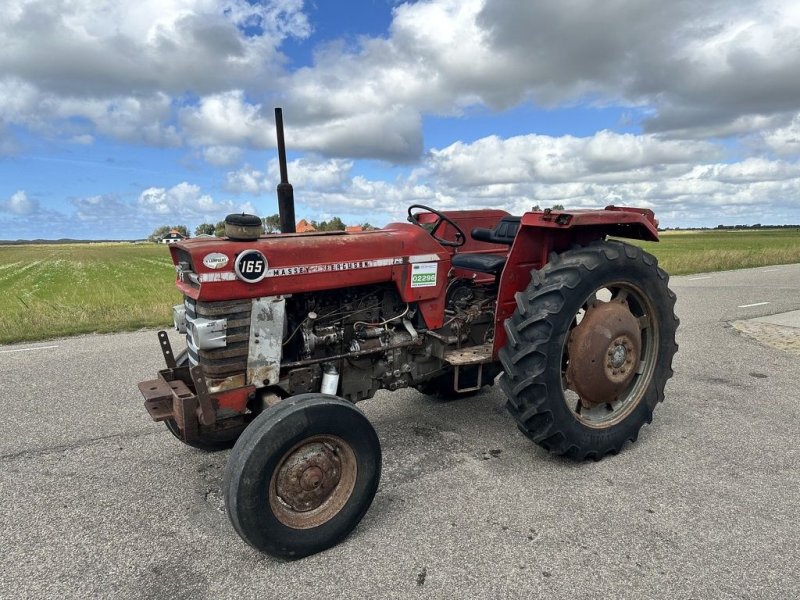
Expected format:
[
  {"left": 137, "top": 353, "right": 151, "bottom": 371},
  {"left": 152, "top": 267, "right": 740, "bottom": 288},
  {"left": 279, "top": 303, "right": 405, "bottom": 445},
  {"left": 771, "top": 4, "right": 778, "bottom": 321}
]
[{"left": 235, "top": 250, "right": 268, "bottom": 283}]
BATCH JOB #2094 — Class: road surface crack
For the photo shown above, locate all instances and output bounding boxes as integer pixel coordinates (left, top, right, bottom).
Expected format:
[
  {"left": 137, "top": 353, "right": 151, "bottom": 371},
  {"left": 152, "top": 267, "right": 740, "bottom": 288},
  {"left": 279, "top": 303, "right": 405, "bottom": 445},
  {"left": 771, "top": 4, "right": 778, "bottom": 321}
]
[{"left": 0, "top": 429, "right": 159, "bottom": 462}]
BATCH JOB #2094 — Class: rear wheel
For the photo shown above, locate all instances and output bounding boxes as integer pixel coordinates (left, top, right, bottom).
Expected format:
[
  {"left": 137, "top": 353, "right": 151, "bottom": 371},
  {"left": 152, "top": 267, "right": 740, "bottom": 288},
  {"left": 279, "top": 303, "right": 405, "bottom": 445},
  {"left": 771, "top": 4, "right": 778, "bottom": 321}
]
[
  {"left": 499, "top": 240, "right": 678, "bottom": 460},
  {"left": 224, "top": 394, "right": 381, "bottom": 558}
]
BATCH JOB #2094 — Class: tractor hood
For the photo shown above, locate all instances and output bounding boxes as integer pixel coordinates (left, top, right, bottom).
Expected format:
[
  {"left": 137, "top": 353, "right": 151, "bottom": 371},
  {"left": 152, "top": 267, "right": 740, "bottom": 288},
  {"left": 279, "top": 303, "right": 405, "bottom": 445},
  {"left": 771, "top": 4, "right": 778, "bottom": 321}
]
[{"left": 169, "top": 223, "right": 450, "bottom": 304}]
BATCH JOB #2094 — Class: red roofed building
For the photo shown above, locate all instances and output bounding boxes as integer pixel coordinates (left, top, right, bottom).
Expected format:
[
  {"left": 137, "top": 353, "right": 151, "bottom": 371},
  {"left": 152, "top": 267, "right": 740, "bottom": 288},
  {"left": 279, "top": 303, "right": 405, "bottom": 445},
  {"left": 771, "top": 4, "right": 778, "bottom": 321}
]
[
  {"left": 296, "top": 219, "right": 317, "bottom": 233},
  {"left": 161, "top": 229, "right": 186, "bottom": 244}
]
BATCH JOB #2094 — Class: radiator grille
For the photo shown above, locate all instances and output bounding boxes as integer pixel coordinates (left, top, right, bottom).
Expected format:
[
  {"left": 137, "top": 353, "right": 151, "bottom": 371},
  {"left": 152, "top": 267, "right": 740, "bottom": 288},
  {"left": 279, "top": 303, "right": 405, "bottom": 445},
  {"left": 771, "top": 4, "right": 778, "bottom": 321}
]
[{"left": 184, "top": 297, "right": 251, "bottom": 380}]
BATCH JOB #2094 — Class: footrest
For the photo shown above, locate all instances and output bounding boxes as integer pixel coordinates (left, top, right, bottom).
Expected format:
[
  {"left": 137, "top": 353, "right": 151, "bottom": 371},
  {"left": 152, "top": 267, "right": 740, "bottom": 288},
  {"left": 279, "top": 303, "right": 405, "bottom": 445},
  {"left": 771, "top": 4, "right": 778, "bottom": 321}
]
[{"left": 442, "top": 342, "right": 494, "bottom": 366}]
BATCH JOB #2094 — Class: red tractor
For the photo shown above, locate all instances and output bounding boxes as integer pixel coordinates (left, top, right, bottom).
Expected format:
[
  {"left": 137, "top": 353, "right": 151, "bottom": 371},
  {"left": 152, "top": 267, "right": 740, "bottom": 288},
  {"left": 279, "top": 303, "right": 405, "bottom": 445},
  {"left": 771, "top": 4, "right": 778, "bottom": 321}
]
[{"left": 138, "top": 110, "right": 678, "bottom": 559}]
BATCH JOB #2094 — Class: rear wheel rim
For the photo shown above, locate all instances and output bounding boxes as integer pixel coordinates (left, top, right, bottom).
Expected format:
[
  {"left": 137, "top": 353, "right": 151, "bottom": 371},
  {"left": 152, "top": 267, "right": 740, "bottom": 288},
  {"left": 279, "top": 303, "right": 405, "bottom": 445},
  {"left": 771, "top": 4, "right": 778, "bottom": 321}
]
[{"left": 562, "top": 282, "right": 659, "bottom": 429}]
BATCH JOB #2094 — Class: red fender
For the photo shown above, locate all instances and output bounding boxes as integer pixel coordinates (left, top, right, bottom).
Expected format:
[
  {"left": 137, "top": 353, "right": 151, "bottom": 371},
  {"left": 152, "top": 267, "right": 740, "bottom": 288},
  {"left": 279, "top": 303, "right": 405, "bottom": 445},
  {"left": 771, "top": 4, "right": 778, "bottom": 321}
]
[{"left": 491, "top": 206, "right": 660, "bottom": 355}]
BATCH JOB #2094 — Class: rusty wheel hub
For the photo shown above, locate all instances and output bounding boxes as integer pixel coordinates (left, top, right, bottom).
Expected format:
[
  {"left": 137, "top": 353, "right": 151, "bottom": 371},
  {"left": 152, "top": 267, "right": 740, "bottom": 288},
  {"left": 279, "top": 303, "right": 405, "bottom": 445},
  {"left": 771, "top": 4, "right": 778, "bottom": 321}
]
[
  {"left": 275, "top": 442, "right": 342, "bottom": 512},
  {"left": 566, "top": 297, "right": 642, "bottom": 407},
  {"left": 270, "top": 435, "right": 357, "bottom": 529}
]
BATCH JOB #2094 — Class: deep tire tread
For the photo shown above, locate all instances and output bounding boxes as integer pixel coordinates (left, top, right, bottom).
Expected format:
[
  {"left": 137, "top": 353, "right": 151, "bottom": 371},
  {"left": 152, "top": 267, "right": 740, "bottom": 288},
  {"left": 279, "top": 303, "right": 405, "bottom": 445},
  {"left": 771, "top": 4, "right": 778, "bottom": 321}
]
[{"left": 499, "top": 239, "right": 679, "bottom": 461}]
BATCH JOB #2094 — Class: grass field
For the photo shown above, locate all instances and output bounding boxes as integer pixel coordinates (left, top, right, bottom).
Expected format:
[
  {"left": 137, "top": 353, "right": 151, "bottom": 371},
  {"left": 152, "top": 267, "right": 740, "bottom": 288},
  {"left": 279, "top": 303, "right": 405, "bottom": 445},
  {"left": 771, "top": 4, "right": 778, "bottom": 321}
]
[
  {"left": 1, "top": 229, "right": 799, "bottom": 344},
  {"left": 634, "top": 228, "right": 800, "bottom": 275},
  {"left": 0, "top": 243, "right": 180, "bottom": 345}
]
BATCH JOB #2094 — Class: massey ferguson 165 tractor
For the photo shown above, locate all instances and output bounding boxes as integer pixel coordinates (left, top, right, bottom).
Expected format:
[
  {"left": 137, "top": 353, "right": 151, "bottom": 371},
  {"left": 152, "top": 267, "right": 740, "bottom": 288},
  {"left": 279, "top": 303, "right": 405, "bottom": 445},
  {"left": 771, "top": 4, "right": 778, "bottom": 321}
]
[{"left": 137, "top": 109, "right": 678, "bottom": 558}]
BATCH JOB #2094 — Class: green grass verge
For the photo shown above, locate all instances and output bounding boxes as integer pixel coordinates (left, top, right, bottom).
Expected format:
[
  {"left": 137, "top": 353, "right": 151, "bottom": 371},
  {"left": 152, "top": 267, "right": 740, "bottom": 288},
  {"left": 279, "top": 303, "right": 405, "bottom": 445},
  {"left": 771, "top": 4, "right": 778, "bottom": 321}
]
[
  {"left": 0, "top": 243, "right": 180, "bottom": 345},
  {"left": 630, "top": 228, "right": 800, "bottom": 275},
  {"left": 1, "top": 229, "right": 799, "bottom": 344}
]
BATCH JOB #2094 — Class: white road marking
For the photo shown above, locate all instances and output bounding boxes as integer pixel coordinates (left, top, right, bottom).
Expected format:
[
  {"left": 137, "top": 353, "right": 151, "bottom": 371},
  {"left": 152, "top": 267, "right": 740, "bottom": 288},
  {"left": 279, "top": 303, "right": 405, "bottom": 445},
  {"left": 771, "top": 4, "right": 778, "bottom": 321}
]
[
  {"left": 0, "top": 345, "right": 59, "bottom": 354},
  {"left": 688, "top": 276, "right": 711, "bottom": 281},
  {"left": 738, "top": 302, "right": 770, "bottom": 308},
  {"left": 762, "top": 269, "right": 778, "bottom": 272}
]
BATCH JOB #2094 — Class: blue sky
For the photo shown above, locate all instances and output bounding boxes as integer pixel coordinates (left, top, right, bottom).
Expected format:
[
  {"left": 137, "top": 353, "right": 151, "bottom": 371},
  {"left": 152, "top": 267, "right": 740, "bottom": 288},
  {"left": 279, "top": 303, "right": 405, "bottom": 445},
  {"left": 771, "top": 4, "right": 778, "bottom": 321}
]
[{"left": 2, "top": 0, "right": 800, "bottom": 240}]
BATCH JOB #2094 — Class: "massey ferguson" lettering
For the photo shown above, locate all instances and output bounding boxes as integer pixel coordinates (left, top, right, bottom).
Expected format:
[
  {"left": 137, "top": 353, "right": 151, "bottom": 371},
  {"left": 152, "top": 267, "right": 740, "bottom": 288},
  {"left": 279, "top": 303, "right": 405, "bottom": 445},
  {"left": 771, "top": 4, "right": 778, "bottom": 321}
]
[{"left": 266, "top": 258, "right": 397, "bottom": 277}]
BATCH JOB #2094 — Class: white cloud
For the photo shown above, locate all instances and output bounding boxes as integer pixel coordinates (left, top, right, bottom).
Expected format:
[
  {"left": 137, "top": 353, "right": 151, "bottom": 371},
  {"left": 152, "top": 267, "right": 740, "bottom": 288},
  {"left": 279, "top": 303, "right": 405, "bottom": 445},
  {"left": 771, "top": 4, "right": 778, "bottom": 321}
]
[
  {"left": 179, "top": 91, "right": 274, "bottom": 148},
  {"left": 202, "top": 145, "right": 244, "bottom": 166},
  {"left": 225, "top": 164, "right": 270, "bottom": 195},
  {"left": 1, "top": 0, "right": 800, "bottom": 234},
  {"left": 260, "top": 131, "right": 800, "bottom": 227},
  {"left": 762, "top": 114, "right": 800, "bottom": 156},
  {"left": 271, "top": 0, "right": 800, "bottom": 156},
  {"left": 0, "top": 1, "right": 307, "bottom": 149},
  {"left": 427, "top": 131, "right": 720, "bottom": 186},
  {"left": 3, "top": 0, "right": 800, "bottom": 162},
  {"left": 60, "top": 183, "right": 258, "bottom": 237},
  {"left": 1, "top": 190, "right": 38, "bottom": 215},
  {"left": 0, "top": 0, "right": 309, "bottom": 96},
  {"left": 226, "top": 156, "right": 354, "bottom": 195},
  {"left": 136, "top": 182, "right": 255, "bottom": 221}
]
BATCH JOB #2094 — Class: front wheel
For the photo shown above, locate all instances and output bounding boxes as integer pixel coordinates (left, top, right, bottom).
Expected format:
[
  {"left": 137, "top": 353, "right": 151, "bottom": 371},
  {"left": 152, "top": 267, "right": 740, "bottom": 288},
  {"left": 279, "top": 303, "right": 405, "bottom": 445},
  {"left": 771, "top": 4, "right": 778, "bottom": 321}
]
[
  {"left": 164, "top": 418, "right": 243, "bottom": 451},
  {"left": 499, "top": 240, "right": 678, "bottom": 460},
  {"left": 223, "top": 394, "right": 381, "bottom": 558}
]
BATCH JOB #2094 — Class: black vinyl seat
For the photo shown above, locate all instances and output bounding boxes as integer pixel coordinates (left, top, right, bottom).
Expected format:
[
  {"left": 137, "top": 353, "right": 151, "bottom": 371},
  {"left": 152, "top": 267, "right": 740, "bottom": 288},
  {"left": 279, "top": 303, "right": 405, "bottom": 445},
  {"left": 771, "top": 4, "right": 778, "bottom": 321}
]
[
  {"left": 450, "top": 216, "right": 520, "bottom": 275},
  {"left": 451, "top": 253, "right": 507, "bottom": 274}
]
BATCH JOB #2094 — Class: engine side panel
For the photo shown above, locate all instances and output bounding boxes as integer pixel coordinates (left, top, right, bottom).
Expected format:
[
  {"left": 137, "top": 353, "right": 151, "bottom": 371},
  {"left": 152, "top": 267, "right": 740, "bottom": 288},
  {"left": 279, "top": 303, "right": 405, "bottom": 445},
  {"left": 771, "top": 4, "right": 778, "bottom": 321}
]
[{"left": 171, "top": 223, "right": 450, "bottom": 328}]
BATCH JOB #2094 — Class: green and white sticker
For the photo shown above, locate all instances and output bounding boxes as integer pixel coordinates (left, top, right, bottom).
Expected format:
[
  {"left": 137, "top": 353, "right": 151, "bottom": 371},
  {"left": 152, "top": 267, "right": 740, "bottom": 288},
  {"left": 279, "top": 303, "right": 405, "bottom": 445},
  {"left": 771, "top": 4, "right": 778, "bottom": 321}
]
[{"left": 411, "top": 262, "right": 437, "bottom": 288}]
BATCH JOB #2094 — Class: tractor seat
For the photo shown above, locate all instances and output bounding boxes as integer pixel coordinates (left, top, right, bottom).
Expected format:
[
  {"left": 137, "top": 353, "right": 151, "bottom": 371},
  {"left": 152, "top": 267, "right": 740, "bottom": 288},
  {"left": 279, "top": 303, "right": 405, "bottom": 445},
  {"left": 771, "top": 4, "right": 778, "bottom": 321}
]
[
  {"left": 450, "top": 216, "right": 520, "bottom": 275},
  {"left": 451, "top": 253, "right": 506, "bottom": 274}
]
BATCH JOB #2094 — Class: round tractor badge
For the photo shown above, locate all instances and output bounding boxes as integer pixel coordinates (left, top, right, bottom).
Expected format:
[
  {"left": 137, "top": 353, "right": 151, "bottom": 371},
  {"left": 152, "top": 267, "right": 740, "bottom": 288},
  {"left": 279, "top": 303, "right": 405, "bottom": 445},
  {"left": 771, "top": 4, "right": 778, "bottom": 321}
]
[{"left": 235, "top": 250, "right": 268, "bottom": 283}]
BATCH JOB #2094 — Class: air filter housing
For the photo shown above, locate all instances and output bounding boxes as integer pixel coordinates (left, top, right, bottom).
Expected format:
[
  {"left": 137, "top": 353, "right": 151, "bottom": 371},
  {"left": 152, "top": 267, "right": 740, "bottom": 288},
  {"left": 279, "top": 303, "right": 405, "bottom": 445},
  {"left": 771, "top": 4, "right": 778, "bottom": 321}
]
[{"left": 224, "top": 213, "right": 263, "bottom": 241}]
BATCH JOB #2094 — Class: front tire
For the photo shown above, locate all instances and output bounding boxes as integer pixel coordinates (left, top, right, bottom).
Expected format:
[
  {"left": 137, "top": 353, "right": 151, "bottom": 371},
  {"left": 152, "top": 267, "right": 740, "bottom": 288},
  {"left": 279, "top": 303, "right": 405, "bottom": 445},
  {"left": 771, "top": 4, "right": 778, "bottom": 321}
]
[
  {"left": 499, "top": 240, "right": 678, "bottom": 460},
  {"left": 164, "top": 418, "right": 243, "bottom": 451},
  {"left": 224, "top": 394, "right": 381, "bottom": 558}
]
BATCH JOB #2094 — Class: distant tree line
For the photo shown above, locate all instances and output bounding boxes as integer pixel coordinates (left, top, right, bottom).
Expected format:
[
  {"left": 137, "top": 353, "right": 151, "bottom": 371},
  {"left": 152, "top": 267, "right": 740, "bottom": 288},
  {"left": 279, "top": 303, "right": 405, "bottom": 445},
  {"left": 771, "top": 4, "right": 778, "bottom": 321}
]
[
  {"left": 149, "top": 215, "right": 375, "bottom": 241},
  {"left": 658, "top": 224, "right": 800, "bottom": 231}
]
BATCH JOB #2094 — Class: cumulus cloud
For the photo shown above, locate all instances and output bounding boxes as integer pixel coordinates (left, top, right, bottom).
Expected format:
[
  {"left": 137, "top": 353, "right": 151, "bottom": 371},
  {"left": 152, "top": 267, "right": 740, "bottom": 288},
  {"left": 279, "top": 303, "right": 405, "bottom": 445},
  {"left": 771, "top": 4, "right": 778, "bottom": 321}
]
[
  {"left": 202, "top": 145, "right": 244, "bottom": 167},
  {"left": 2, "top": 0, "right": 800, "bottom": 234},
  {"left": 226, "top": 156, "right": 354, "bottom": 194},
  {"left": 427, "top": 131, "right": 721, "bottom": 186},
  {"left": 266, "top": 130, "right": 800, "bottom": 227},
  {"left": 180, "top": 93, "right": 422, "bottom": 161},
  {"left": 1, "top": 190, "right": 39, "bottom": 215},
  {"left": 0, "top": 0, "right": 307, "bottom": 151},
  {"left": 762, "top": 114, "right": 800, "bottom": 156},
  {"left": 27, "top": 183, "right": 260, "bottom": 239},
  {"left": 137, "top": 182, "right": 256, "bottom": 221},
  {"left": 3, "top": 0, "right": 800, "bottom": 162},
  {"left": 179, "top": 91, "right": 275, "bottom": 148},
  {"left": 278, "top": 0, "right": 800, "bottom": 153},
  {"left": 0, "top": 0, "right": 309, "bottom": 97}
]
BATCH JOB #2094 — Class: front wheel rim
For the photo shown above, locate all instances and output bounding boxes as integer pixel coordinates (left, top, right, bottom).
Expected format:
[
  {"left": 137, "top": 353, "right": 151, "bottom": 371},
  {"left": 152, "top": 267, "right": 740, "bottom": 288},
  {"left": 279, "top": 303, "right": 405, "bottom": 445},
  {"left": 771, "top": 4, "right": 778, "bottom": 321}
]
[{"left": 269, "top": 435, "right": 358, "bottom": 529}]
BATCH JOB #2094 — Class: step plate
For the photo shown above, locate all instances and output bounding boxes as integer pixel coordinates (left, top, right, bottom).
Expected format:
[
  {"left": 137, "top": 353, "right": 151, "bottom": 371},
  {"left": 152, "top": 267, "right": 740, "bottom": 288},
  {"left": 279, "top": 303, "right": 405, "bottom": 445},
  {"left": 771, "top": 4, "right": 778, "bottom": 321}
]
[{"left": 442, "top": 342, "right": 494, "bottom": 366}]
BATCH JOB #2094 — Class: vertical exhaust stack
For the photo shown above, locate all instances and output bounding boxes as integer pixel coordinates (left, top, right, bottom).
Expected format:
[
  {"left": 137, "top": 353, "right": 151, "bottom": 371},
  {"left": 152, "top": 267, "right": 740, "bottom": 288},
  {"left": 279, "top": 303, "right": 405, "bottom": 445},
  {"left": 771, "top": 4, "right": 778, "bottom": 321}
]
[{"left": 274, "top": 108, "right": 296, "bottom": 234}]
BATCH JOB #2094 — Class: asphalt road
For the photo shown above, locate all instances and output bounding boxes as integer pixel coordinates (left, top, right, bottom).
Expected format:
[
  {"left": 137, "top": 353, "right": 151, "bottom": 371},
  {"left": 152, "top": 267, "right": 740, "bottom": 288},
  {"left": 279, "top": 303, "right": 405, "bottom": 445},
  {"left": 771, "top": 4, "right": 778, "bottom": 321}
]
[{"left": 1, "top": 264, "right": 799, "bottom": 600}]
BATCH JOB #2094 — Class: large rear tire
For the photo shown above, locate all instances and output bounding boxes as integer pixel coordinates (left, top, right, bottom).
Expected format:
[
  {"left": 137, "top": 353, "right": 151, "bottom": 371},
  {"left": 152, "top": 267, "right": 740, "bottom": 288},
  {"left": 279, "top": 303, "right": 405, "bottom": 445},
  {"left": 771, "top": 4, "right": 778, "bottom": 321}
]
[
  {"left": 499, "top": 240, "right": 678, "bottom": 460},
  {"left": 224, "top": 394, "right": 381, "bottom": 559}
]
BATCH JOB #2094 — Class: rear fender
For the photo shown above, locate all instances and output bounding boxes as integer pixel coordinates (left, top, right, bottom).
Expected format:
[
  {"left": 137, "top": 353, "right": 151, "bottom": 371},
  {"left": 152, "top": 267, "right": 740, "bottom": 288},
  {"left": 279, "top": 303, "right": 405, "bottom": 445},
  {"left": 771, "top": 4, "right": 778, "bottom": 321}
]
[{"left": 492, "top": 206, "right": 659, "bottom": 355}]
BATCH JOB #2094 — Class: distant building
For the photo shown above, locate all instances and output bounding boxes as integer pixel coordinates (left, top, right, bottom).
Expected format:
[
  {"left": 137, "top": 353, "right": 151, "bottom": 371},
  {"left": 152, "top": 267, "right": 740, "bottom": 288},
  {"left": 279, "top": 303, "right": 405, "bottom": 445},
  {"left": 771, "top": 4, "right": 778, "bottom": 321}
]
[
  {"left": 345, "top": 225, "right": 362, "bottom": 233},
  {"left": 161, "top": 229, "right": 186, "bottom": 244},
  {"left": 296, "top": 219, "right": 317, "bottom": 233}
]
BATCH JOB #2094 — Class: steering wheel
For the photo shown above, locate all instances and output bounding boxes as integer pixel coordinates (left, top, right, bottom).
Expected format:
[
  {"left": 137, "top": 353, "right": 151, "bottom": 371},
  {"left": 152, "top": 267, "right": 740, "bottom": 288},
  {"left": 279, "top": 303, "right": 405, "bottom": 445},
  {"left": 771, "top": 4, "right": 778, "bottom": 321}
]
[{"left": 407, "top": 204, "right": 466, "bottom": 247}]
